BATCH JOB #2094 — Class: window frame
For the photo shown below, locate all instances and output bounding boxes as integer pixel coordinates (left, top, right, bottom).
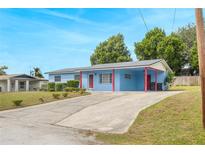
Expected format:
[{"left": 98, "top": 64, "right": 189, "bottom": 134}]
[
  {"left": 124, "top": 74, "right": 131, "bottom": 79},
  {"left": 19, "top": 81, "right": 25, "bottom": 89},
  {"left": 74, "top": 74, "right": 80, "bottom": 81},
  {"left": 99, "top": 73, "right": 112, "bottom": 84},
  {"left": 54, "top": 75, "right": 61, "bottom": 82}
]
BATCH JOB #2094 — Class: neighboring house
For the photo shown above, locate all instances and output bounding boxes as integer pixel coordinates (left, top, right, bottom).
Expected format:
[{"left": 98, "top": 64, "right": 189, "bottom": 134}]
[
  {"left": 46, "top": 59, "right": 173, "bottom": 92},
  {"left": 0, "top": 74, "right": 48, "bottom": 92}
]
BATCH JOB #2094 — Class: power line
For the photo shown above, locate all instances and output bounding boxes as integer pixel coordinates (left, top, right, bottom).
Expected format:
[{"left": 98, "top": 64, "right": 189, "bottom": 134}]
[
  {"left": 138, "top": 9, "right": 149, "bottom": 32},
  {"left": 172, "top": 8, "right": 176, "bottom": 32}
]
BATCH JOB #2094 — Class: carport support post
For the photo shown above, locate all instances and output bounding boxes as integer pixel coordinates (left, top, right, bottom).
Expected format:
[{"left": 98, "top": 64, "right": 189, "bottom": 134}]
[
  {"left": 80, "top": 71, "right": 82, "bottom": 88},
  {"left": 144, "top": 67, "right": 147, "bottom": 92},
  {"left": 155, "top": 69, "right": 158, "bottom": 91},
  {"left": 7, "top": 79, "right": 11, "bottom": 92}
]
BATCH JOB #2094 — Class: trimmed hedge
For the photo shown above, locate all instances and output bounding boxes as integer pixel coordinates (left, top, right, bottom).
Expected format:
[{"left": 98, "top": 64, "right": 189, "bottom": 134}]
[
  {"left": 55, "top": 83, "right": 67, "bottom": 91},
  {"left": 64, "top": 87, "right": 80, "bottom": 92},
  {"left": 48, "top": 82, "right": 55, "bottom": 91},
  {"left": 67, "top": 80, "right": 79, "bottom": 88},
  {"left": 64, "top": 87, "right": 86, "bottom": 93}
]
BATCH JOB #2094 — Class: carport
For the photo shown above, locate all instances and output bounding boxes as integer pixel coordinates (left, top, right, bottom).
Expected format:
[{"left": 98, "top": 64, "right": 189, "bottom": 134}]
[{"left": 116, "top": 67, "right": 166, "bottom": 92}]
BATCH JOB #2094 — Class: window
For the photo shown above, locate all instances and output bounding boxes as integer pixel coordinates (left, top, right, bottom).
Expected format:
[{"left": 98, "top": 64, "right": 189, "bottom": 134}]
[
  {"left": 19, "top": 82, "right": 25, "bottom": 89},
  {"left": 99, "top": 73, "right": 112, "bottom": 84},
  {"left": 54, "top": 76, "right": 61, "bottom": 82},
  {"left": 74, "top": 74, "right": 80, "bottom": 81},
  {"left": 124, "top": 74, "right": 131, "bottom": 79}
]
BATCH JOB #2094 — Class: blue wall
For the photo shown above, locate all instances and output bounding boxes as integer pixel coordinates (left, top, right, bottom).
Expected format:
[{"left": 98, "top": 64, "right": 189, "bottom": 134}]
[
  {"left": 92, "top": 70, "right": 113, "bottom": 91},
  {"left": 82, "top": 72, "right": 88, "bottom": 89},
  {"left": 158, "top": 71, "right": 167, "bottom": 90},
  {"left": 118, "top": 69, "right": 144, "bottom": 91},
  {"left": 135, "top": 70, "right": 145, "bottom": 91},
  {"left": 48, "top": 68, "right": 167, "bottom": 91}
]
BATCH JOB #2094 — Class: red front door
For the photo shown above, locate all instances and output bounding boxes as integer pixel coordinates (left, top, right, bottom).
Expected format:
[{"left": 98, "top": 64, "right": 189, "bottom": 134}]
[
  {"left": 89, "top": 74, "right": 93, "bottom": 88},
  {"left": 147, "top": 75, "right": 151, "bottom": 90}
]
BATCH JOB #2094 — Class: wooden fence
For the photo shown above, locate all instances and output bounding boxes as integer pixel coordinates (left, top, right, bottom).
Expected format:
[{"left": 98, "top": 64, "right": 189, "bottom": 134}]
[{"left": 173, "top": 76, "right": 200, "bottom": 86}]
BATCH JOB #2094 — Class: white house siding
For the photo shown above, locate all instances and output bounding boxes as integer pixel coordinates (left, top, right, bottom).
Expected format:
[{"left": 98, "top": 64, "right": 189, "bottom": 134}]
[
  {"left": 0, "top": 81, "right": 7, "bottom": 92},
  {"left": 151, "top": 62, "right": 167, "bottom": 72},
  {"left": 29, "top": 81, "right": 45, "bottom": 91},
  {"left": 49, "top": 73, "right": 79, "bottom": 83}
]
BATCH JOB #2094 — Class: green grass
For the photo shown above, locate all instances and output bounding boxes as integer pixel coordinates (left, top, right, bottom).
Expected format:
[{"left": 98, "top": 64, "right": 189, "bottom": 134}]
[
  {"left": 0, "top": 91, "right": 89, "bottom": 111},
  {"left": 96, "top": 86, "right": 205, "bottom": 144}
]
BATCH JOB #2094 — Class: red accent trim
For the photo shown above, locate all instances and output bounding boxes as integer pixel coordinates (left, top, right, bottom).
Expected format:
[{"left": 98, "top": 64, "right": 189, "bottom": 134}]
[
  {"left": 147, "top": 75, "right": 151, "bottom": 90},
  {"left": 144, "top": 67, "right": 147, "bottom": 92},
  {"left": 112, "top": 69, "right": 115, "bottom": 92},
  {"left": 80, "top": 71, "right": 82, "bottom": 88},
  {"left": 155, "top": 69, "right": 158, "bottom": 91}
]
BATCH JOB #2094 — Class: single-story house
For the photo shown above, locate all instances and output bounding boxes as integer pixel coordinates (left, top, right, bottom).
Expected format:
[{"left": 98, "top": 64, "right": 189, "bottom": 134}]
[
  {"left": 0, "top": 74, "right": 48, "bottom": 92},
  {"left": 46, "top": 59, "right": 173, "bottom": 92}
]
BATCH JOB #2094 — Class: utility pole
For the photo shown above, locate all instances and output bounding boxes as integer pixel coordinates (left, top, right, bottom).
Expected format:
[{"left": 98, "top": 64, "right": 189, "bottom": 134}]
[{"left": 195, "top": 8, "right": 205, "bottom": 128}]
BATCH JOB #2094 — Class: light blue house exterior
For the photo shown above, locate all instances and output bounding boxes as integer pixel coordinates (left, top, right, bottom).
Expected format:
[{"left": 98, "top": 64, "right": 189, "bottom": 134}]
[{"left": 47, "top": 59, "right": 172, "bottom": 92}]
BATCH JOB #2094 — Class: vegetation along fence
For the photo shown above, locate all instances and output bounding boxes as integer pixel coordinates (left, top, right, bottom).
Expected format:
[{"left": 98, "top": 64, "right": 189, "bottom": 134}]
[{"left": 173, "top": 76, "right": 200, "bottom": 86}]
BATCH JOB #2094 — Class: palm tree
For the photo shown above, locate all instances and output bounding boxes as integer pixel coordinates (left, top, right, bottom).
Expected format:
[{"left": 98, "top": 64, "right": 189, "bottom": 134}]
[
  {"left": 33, "top": 67, "right": 44, "bottom": 78},
  {"left": 0, "top": 66, "right": 8, "bottom": 75}
]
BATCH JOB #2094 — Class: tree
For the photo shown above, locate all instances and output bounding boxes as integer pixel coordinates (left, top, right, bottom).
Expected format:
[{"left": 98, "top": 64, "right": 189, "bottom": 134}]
[
  {"left": 157, "top": 34, "right": 187, "bottom": 75},
  {"left": 175, "top": 23, "right": 196, "bottom": 49},
  {"left": 134, "top": 27, "right": 166, "bottom": 60},
  {"left": 0, "top": 66, "right": 8, "bottom": 75},
  {"left": 189, "top": 42, "right": 199, "bottom": 74},
  {"left": 175, "top": 24, "right": 198, "bottom": 75},
  {"left": 90, "top": 33, "right": 132, "bottom": 65},
  {"left": 32, "top": 67, "right": 44, "bottom": 78}
]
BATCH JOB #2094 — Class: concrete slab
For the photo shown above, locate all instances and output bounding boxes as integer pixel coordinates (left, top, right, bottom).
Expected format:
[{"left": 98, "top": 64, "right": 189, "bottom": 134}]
[
  {"left": 57, "top": 91, "right": 182, "bottom": 134},
  {"left": 0, "top": 91, "right": 182, "bottom": 144}
]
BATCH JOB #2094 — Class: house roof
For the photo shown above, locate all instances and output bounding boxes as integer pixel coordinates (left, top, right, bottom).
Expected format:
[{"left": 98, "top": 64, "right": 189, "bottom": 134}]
[
  {"left": 0, "top": 74, "right": 48, "bottom": 81},
  {"left": 46, "top": 59, "right": 173, "bottom": 74}
]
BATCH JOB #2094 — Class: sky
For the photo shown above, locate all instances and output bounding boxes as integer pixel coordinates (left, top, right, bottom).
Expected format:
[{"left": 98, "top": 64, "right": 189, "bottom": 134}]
[{"left": 0, "top": 8, "right": 202, "bottom": 77}]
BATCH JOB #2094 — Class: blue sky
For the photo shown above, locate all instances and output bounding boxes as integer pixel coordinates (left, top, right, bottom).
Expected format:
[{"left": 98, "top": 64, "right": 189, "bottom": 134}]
[{"left": 0, "top": 8, "right": 201, "bottom": 77}]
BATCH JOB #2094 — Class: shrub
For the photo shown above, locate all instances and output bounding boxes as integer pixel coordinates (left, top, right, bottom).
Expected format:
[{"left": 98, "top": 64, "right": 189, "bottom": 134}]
[
  {"left": 64, "top": 87, "right": 74, "bottom": 92},
  {"left": 62, "top": 93, "right": 68, "bottom": 97},
  {"left": 48, "top": 82, "right": 55, "bottom": 91},
  {"left": 40, "top": 83, "right": 48, "bottom": 91},
  {"left": 80, "top": 88, "right": 86, "bottom": 94},
  {"left": 165, "top": 72, "right": 175, "bottom": 89},
  {"left": 39, "top": 98, "right": 45, "bottom": 103},
  {"left": 13, "top": 100, "right": 23, "bottom": 106},
  {"left": 52, "top": 93, "right": 60, "bottom": 99},
  {"left": 64, "top": 87, "right": 80, "bottom": 92},
  {"left": 67, "top": 80, "right": 79, "bottom": 88},
  {"left": 55, "top": 83, "right": 64, "bottom": 91}
]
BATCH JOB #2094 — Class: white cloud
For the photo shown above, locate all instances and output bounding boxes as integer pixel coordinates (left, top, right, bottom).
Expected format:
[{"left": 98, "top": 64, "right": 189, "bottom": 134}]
[{"left": 34, "top": 9, "right": 98, "bottom": 25}]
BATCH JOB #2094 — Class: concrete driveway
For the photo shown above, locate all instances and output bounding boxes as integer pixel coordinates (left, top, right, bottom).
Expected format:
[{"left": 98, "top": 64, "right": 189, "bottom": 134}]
[{"left": 0, "top": 91, "right": 181, "bottom": 144}]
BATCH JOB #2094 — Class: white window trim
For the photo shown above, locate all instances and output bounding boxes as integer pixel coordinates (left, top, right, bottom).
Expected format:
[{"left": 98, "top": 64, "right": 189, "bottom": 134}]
[
  {"left": 74, "top": 74, "right": 80, "bottom": 81},
  {"left": 99, "top": 73, "right": 112, "bottom": 84},
  {"left": 54, "top": 75, "right": 61, "bottom": 82}
]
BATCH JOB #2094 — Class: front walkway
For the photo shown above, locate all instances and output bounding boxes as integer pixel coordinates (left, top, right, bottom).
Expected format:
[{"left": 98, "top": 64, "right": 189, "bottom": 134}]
[{"left": 0, "top": 91, "right": 181, "bottom": 144}]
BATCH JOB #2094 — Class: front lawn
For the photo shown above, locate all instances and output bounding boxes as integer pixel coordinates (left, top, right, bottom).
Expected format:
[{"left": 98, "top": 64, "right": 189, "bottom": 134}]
[
  {"left": 0, "top": 91, "right": 89, "bottom": 111},
  {"left": 96, "top": 86, "right": 205, "bottom": 144}
]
